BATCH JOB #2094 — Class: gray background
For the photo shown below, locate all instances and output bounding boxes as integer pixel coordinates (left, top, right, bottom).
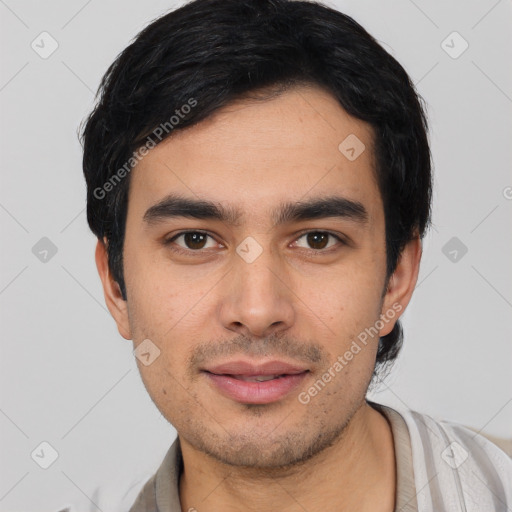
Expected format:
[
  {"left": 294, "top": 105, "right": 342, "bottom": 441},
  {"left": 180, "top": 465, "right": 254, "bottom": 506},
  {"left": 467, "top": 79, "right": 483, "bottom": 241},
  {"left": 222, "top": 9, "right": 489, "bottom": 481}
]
[{"left": 1, "top": 0, "right": 511, "bottom": 510}]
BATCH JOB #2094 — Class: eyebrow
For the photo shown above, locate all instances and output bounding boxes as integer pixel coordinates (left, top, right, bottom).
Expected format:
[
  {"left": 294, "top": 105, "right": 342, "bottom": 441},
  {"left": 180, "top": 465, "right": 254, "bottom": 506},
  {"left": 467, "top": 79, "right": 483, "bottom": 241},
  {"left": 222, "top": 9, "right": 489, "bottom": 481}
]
[{"left": 143, "top": 193, "right": 369, "bottom": 227}]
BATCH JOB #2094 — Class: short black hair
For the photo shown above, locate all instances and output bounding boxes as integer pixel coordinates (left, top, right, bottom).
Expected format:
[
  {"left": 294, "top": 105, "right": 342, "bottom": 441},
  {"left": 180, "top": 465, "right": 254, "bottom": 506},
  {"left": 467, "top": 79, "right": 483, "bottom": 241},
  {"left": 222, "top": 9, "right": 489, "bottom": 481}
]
[{"left": 80, "top": 0, "right": 432, "bottom": 376}]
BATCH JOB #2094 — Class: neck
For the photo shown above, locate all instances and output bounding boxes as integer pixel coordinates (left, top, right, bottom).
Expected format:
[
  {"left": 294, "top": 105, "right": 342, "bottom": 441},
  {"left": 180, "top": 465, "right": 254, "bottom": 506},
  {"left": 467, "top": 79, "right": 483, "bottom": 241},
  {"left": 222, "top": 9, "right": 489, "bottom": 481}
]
[{"left": 178, "top": 401, "right": 396, "bottom": 512}]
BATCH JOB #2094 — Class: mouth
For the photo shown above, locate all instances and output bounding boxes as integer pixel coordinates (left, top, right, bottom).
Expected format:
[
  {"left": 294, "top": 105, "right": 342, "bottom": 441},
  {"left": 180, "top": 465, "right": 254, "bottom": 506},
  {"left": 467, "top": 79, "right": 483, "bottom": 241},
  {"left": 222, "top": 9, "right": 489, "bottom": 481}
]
[
  {"left": 219, "top": 374, "right": 297, "bottom": 382},
  {"left": 201, "top": 360, "right": 310, "bottom": 404}
]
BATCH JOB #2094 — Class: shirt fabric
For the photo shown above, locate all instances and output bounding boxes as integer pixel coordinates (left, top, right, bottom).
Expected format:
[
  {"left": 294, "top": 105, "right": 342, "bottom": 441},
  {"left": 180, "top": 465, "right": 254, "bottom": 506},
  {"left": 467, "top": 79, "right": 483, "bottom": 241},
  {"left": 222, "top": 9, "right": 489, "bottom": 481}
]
[{"left": 59, "top": 402, "right": 512, "bottom": 511}]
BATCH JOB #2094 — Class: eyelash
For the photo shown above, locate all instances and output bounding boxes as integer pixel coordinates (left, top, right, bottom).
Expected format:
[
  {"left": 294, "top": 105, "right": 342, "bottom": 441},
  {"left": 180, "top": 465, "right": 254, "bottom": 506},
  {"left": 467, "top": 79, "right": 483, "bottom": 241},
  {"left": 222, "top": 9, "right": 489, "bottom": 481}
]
[{"left": 163, "top": 230, "right": 347, "bottom": 256}]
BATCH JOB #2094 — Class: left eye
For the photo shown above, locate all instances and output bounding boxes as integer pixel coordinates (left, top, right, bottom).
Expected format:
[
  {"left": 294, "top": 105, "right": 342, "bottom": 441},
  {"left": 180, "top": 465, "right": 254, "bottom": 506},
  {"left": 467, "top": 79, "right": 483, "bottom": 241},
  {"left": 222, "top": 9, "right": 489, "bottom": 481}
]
[{"left": 294, "top": 231, "right": 342, "bottom": 251}]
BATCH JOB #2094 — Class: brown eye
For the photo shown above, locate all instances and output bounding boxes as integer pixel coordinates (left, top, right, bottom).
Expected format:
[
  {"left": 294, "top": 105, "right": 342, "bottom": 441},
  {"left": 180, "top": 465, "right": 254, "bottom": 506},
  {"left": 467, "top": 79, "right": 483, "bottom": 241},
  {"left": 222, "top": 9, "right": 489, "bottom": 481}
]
[
  {"left": 168, "top": 231, "right": 217, "bottom": 251},
  {"left": 183, "top": 232, "right": 208, "bottom": 249},
  {"left": 307, "top": 232, "right": 329, "bottom": 249},
  {"left": 295, "top": 231, "right": 342, "bottom": 251}
]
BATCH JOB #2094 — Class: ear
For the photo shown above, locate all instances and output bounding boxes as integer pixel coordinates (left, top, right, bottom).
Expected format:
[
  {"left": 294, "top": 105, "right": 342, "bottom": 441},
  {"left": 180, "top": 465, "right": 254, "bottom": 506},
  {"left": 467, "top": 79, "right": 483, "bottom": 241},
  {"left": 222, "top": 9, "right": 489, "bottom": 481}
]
[
  {"left": 95, "top": 238, "right": 132, "bottom": 340},
  {"left": 379, "top": 234, "right": 422, "bottom": 337}
]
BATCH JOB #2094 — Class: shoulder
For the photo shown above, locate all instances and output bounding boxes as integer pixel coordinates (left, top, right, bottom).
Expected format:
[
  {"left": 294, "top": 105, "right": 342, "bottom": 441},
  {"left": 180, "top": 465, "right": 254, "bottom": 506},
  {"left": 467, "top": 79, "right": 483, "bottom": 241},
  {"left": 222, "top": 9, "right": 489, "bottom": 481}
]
[
  {"left": 53, "top": 439, "right": 180, "bottom": 511},
  {"left": 396, "top": 406, "right": 512, "bottom": 511}
]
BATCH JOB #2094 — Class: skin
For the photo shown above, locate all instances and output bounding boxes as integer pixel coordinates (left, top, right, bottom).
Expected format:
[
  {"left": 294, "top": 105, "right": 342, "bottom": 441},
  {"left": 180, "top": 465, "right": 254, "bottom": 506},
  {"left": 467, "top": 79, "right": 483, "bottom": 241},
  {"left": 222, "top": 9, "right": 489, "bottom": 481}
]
[{"left": 96, "top": 84, "right": 422, "bottom": 512}]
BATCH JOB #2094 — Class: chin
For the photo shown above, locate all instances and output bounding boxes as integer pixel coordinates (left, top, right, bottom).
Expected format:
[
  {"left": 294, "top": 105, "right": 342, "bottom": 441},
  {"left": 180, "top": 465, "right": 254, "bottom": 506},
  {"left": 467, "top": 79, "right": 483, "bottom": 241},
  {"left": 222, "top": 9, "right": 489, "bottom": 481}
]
[{"left": 184, "top": 420, "right": 349, "bottom": 471}]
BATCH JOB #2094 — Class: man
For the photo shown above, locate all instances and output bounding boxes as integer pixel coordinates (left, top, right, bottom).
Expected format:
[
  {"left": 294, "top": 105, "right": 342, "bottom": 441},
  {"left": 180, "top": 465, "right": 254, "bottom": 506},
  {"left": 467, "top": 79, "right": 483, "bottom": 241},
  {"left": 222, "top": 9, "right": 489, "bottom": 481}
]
[{"left": 76, "top": 0, "right": 511, "bottom": 510}]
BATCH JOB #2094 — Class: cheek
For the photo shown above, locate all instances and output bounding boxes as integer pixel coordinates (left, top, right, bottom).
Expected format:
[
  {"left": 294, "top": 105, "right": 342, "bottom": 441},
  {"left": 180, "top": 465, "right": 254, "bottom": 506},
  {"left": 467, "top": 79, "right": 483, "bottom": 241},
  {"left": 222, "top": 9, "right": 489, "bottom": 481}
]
[
  {"left": 124, "top": 246, "right": 194, "bottom": 339},
  {"left": 135, "top": 358, "right": 187, "bottom": 423},
  {"left": 308, "top": 269, "right": 385, "bottom": 379},
  {"left": 309, "top": 263, "right": 384, "bottom": 327},
  {"left": 124, "top": 262, "right": 211, "bottom": 389}
]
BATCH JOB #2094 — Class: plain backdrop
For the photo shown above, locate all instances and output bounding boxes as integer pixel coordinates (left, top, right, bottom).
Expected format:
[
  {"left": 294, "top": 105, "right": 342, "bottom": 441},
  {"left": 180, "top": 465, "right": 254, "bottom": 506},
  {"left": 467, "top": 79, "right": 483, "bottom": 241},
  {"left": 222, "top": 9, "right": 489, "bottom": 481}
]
[{"left": 1, "top": 0, "right": 511, "bottom": 510}]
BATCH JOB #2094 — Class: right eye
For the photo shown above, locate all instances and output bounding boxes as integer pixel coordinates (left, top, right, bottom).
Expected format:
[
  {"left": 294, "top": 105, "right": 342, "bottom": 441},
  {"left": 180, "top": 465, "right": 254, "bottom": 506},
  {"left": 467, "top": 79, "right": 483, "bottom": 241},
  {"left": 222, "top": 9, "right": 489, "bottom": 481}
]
[{"left": 164, "top": 231, "right": 220, "bottom": 253}]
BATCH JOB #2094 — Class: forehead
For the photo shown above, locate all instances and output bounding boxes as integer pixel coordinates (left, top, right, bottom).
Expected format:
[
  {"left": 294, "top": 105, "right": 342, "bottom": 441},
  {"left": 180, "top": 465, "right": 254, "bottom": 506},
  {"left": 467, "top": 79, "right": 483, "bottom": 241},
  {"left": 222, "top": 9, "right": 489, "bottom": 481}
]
[{"left": 128, "top": 84, "right": 381, "bottom": 225}]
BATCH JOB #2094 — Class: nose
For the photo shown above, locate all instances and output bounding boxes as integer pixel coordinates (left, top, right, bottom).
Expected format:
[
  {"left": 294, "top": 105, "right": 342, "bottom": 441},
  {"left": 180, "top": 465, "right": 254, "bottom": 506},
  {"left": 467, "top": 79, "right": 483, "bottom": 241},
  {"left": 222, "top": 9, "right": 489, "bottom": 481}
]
[{"left": 218, "top": 243, "right": 295, "bottom": 338}]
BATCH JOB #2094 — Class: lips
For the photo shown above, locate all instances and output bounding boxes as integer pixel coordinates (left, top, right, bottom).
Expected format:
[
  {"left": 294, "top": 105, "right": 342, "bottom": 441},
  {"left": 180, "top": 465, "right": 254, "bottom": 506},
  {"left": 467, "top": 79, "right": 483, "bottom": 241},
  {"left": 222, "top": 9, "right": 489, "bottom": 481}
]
[
  {"left": 202, "top": 360, "right": 309, "bottom": 404},
  {"left": 234, "top": 374, "right": 283, "bottom": 382},
  {"left": 204, "top": 360, "right": 308, "bottom": 376}
]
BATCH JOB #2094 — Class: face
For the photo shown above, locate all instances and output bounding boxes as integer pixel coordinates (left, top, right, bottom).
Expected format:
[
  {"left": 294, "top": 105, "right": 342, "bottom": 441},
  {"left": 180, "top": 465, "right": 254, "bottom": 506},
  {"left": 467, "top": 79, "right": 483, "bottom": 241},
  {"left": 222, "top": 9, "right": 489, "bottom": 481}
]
[{"left": 97, "top": 84, "right": 420, "bottom": 469}]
